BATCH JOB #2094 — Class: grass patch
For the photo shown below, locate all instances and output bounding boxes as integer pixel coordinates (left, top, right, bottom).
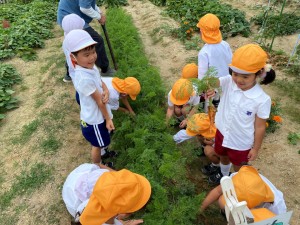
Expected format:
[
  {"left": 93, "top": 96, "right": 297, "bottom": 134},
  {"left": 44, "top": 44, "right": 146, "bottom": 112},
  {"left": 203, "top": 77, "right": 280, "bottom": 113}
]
[
  {"left": 35, "top": 97, "right": 46, "bottom": 108},
  {"left": 0, "top": 163, "right": 52, "bottom": 210},
  {"left": 40, "top": 136, "right": 62, "bottom": 155},
  {"left": 12, "top": 119, "right": 40, "bottom": 144}
]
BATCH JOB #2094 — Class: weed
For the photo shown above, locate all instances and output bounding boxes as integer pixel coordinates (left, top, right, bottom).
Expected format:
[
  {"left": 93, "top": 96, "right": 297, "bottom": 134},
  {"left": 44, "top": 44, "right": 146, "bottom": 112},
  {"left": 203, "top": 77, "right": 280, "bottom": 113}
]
[
  {"left": 35, "top": 97, "right": 46, "bottom": 108},
  {"left": 287, "top": 132, "right": 300, "bottom": 145},
  {"left": 40, "top": 136, "right": 62, "bottom": 155}
]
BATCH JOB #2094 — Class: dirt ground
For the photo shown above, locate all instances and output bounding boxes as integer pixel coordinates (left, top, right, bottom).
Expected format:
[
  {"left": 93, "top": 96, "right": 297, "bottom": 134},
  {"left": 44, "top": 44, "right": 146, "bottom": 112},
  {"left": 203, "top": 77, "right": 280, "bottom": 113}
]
[
  {"left": 0, "top": 0, "right": 299, "bottom": 224},
  {"left": 124, "top": 0, "right": 300, "bottom": 224}
]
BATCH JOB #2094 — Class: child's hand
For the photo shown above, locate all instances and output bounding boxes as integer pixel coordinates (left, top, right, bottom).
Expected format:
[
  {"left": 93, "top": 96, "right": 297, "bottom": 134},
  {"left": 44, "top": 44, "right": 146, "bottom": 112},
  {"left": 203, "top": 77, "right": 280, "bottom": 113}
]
[
  {"left": 102, "top": 90, "right": 109, "bottom": 104},
  {"left": 179, "top": 119, "right": 187, "bottom": 128},
  {"left": 120, "top": 219, "right": 144, "bottom": 225},
  {"left": 247, "top": 148, "right": 258, "bottom": 161},
  {"left": 203, "top": 138, "right": 214, "bottom": 146},
  {"left": 98, "top": 15, "right": 106, "bottom": 25},
  {"left": 106, "top": 119, "right": 115, "bottom": 132},
  {"left": 206, "top": 89, "right": 215, "bottom": 99}
]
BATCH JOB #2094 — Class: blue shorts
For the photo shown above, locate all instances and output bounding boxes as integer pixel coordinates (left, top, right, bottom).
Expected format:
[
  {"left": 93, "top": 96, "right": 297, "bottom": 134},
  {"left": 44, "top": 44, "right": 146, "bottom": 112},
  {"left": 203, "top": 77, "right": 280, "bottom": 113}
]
[{"left": 81, "top": 120, "right": 110, "bottom": 148}]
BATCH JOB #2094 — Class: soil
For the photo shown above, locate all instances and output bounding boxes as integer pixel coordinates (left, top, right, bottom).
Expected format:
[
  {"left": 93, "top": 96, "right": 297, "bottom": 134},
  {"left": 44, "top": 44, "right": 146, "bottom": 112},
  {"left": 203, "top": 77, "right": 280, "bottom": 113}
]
[{"left": 0, "top": 0, "right": 299, "bottom": 224}]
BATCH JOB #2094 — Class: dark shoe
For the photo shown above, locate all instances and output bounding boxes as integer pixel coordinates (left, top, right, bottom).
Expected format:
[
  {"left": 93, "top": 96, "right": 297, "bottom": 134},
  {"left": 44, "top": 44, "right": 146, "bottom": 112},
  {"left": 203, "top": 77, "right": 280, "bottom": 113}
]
[
  {"left": 201, "top": 163, "right": 220, "bottom": 175},
  {"left": 101, "top": 160, "right": 114, "bottom": 168},
  {"left": 101, "top": 68, "right": 116, "bottom": 77},
  {"left": 208, "top": 171, "right": 223, "bottom": 186},
  {"left": 63, "top": 74, "right": 72, "bottom": 83},
  {"left": 102, "top": 150, "right": 118, "bottom": 160},
  {"left": 212, "top": 99, "right": 220, "bottom": 108}
]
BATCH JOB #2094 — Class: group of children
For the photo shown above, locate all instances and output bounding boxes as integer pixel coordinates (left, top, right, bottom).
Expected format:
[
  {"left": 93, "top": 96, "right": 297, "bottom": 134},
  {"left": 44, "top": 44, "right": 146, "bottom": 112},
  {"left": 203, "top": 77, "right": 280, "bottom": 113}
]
[{"left": 59, "top": 9, "right": 287, "bottom": 224}]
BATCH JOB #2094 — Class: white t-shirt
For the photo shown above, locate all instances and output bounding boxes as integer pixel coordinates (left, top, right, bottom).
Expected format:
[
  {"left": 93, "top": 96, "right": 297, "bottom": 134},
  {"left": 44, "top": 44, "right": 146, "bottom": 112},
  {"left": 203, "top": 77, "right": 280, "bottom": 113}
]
[
  {"left": 230, "top": 172, "right": 287, "bottom": 214},
  {"left": 62, "top": 164, "right": 109, "bottom": 219},
  {"left": 216, "top": 75, "right": 271, "bottom": 150},
  {"left": 101, "top": 77, "right": 120, "bottom": 110},
  {"left": 198, "top": 41, "right": 232, "bottom": 79},
  {"left": 73, "top": 65, "right": 113, "bottom": 124},
  {"left": 167, "top": 90, "right": 200, "bottom": 107}
]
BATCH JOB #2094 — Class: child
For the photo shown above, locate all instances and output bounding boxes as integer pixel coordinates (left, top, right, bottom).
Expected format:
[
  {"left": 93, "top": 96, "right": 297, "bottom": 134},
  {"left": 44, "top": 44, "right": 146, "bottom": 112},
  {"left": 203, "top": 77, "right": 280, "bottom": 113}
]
[
  {"left": 200, "top": 166, "right": 286, "bottom": 218},
  {"left": 206, "top": 44, "right": 276, "bottom": 185},
  {"left": 173, "top": 113, "right": 216, "bottom": 144},
  {"left": 197, "top": 13, "right": 232, "bottom": 79},
  {"left": 62, "top": 163, "right": 151, "bottom": 224},
  {"left": 197, "top": 13, "right": 233, "bottom": 107},
  {"left": 62, "top": 14, "right": 85, "bottom": 83},
  {"left": 166, "top": 78, "right": 200, "bottom": 128},
  {"left": 64, "top": 29, "right": 115, "bottom": 165},
  {"left": 101, "top": 77, "right": 141, "bottom": 116}
]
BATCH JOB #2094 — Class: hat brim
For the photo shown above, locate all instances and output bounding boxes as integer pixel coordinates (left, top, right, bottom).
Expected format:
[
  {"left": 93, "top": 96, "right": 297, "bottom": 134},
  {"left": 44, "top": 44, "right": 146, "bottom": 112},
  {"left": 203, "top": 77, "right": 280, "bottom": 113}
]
[
  {"left": 186, "top": 128, "right": 198, "bottom": 136},
  {"left": 72, "top": 40, "right": 97, "bottom": 52},
  {"left": 229, "top": 65, "right": 253, "bottom": 74},
  {"left": 129, "top": 94, "right": 137, "bottom": 100}
]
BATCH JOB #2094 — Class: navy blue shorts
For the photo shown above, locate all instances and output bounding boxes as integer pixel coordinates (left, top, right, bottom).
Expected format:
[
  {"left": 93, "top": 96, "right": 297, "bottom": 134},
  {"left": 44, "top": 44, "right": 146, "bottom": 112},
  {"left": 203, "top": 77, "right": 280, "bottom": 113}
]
[{"left": 81, "top": 120, "right": 110, "bottom": 148}]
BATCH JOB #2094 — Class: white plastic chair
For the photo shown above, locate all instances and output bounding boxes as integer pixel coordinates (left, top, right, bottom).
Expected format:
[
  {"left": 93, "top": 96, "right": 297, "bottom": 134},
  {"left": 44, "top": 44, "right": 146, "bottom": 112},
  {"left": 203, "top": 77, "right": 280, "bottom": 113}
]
[{"left": 220, "top": 176, "right": 293, "bottom": 225}]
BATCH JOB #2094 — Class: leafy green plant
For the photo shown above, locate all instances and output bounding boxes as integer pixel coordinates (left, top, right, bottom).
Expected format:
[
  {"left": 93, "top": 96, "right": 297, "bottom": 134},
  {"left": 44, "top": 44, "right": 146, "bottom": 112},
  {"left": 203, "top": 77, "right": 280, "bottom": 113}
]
[
  {"left": 0, "top": 64, "right": 21, "bottom": 119},
  {"left": 0, "top": 0, "right": 57, "bottom": 60},
  {"left": 287, "top": 132, "right": 300, "bottom": 145},
  {"left": 164, "top": 0, "right": 250, "bottom": 42},
  {"left": 252, "top": 12, "right": 300, "bottom": 38}
]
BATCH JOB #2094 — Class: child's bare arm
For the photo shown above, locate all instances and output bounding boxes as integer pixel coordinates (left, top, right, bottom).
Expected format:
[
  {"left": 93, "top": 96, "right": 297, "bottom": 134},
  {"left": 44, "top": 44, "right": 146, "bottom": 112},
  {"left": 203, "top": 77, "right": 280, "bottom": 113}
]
[
  {"left": 101, "top": 80, "right": 109, "bottom": 104},
  {"left": 120, "top": 96, "right": 135, "bottom": 115},
  {"left": 166, "top": 106, "right": 174, "bottom": 120},
  {"left": 248, "top": 116, "right": 266, "bottom": 161},
  {"left": 91, "top": 90, "right": 115, "bottom": 131}
]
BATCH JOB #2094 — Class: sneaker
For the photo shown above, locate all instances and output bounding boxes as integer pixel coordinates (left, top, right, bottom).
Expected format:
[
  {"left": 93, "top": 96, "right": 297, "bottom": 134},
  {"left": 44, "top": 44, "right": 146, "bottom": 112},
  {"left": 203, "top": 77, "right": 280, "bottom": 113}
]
[
  {"left": 101, "top": 68, "right": 116, "bottom": 77},
  {"left": 208, "top": 171, "right": 223, "bottom": 186},
  {"left": 101, "top": 160, "right": 114, "bottom": 168},
  {"left": 212, "top": 99, "right": 220, "bottom": 108},
  {"left": 201, "top": 163, "right": 220, "bottom": 175},
  {"left": 63, "top": 74, "right": 72, "bottom": 83},
  {"left": 102, "top": 150, "right": 118, "bottom": 160}
]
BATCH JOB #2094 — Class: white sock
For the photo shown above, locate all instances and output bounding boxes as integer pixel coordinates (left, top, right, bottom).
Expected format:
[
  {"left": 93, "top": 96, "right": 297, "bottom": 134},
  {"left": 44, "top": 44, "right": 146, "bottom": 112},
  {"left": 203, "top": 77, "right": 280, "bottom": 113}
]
[
  {"left": 220, "top": 163, "right": 232, "bottom": 176},
  {"left": 100, "top": 147, "right": 107, "bottom": 156},
  {"left": 212, "top": 163, "right": 220, "bottom": 167}
]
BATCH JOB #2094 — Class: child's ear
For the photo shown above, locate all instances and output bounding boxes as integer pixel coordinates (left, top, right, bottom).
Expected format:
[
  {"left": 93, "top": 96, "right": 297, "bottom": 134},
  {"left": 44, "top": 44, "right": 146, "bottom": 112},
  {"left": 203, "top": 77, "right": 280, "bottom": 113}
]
[{"left": 70, "top": 53, "right": 77, "bottom": 67}]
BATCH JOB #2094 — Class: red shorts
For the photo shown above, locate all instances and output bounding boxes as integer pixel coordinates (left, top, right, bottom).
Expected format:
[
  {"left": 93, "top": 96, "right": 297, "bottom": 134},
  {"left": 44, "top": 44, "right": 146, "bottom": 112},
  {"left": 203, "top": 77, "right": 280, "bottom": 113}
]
[{"left": 215, "top": 130, "right": 250, "bottom": 166}]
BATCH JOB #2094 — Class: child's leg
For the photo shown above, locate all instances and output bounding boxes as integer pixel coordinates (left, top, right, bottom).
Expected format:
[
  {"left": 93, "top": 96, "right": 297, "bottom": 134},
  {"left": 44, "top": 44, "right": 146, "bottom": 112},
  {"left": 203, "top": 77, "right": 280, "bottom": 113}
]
[
  {"left": 91, "top": 146, "right": 101, "bottom": 163},
  {"left": 219, "top": 155, "right": 231, "bottom": 176},
  {"left": 204, "top": 145, "right": 220, "bottom": 164}
]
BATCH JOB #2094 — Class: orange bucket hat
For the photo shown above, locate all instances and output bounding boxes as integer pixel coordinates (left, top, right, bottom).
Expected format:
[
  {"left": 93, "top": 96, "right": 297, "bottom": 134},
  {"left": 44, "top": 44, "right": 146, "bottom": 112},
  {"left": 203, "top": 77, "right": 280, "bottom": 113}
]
[
  {"left": 229, "top": 44, "right": 268, "bottom": 74},
  {"left": 80, "top": 169, "right": 151, "bottom": 225},
  {"left": 112, "top": 77, "right": 141, "bottom": 100},
  {"left": 232, "top": 166, "right": 274, "bottom": 209},
  {"left": 170, "top": 78, "right": 194, "bottom": 105},
  {"left": 186, "top": 113, "right": 216, "bottom": 139},
  {"left": 197, "top": 13, "right": 222, "bottom": 44},
  {"left": 181, "top": 63, "right": 198, "bottom": 79}
]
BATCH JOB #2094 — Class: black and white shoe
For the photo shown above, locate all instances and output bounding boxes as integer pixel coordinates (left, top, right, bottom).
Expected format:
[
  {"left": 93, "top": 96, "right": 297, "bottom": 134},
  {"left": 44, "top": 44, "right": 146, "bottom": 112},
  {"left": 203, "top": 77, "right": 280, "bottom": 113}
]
[
  {"left": 201, "top": 163, "right": 220, "bottom": 175},
  {"left": 208, "top": 171, "right": 223, "bottom": 186}
]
